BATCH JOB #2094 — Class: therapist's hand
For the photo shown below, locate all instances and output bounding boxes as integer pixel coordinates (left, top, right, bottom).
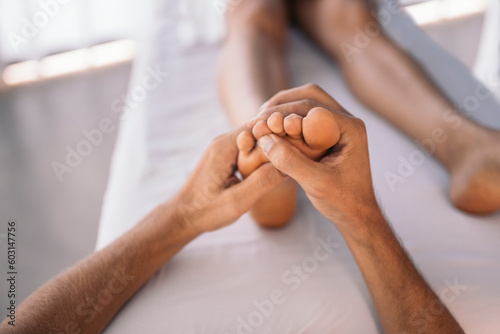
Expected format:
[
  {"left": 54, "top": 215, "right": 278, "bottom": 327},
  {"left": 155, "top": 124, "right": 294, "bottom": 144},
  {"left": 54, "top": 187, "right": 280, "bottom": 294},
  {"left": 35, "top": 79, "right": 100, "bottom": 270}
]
[
  {"left": 174, "top": 128, "right": 286, "bottom": 233},
  {"left": 6, "top": 128, "right": 285, "bottom": 334},
  {"left": 251, "top": 84, "right": 381, "bottom": 236},
  {"left": 250, "top": 85, "right": 466, "bottom": 334}
]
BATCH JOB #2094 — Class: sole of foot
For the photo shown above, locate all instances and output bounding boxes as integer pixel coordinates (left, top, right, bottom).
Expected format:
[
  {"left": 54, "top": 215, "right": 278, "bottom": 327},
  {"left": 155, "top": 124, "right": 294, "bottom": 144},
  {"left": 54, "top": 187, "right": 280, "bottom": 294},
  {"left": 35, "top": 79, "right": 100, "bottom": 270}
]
[
  {"left": 237, "top": 107, "right": 340, "bottom": 227},
  {"left": 237, "top": 107, "right": 340, "bottom": 177}
]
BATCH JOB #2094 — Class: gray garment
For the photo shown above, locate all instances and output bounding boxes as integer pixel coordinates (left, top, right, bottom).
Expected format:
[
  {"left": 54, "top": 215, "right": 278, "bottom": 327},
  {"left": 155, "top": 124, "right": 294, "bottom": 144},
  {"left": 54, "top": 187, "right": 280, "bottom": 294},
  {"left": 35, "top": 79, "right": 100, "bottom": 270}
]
[{"left": 377, "top": 0, "right": 500, "bottom": 128}]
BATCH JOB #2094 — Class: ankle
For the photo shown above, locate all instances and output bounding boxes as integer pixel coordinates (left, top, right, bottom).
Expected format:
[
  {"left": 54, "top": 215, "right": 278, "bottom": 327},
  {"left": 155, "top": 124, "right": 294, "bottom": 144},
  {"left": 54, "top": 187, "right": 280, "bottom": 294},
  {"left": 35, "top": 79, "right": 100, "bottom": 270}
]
[{"left": 443, "top": 122, "right": 497, "bottom": 172}]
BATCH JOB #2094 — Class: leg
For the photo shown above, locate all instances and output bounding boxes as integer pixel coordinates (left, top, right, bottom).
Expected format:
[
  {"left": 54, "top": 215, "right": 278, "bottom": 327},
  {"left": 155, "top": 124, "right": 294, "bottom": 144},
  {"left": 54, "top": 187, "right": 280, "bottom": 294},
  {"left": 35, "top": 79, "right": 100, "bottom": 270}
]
[
  {"left": 219, "top": 0, "right": 290, "bottom": 127},
  {"left": 293, "top": 0, "right": 500, "bottom": 214},
  {"left": 219, "top": 0, "right": 296, "bottom": 227}
]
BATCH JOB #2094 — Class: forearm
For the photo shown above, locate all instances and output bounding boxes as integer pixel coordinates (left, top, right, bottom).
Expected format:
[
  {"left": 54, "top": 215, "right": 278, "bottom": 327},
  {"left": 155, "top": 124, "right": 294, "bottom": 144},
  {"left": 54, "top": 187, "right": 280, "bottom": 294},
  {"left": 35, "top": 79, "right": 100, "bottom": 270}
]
[
  {"left": 341, "top": 211, "right": 464, "bottom": 334},
  {"left": 0, "top": 127, "right": 282, "bottom": 332},
  {"left": 5, "top": 202, "right": 199, "bottom": 333}
]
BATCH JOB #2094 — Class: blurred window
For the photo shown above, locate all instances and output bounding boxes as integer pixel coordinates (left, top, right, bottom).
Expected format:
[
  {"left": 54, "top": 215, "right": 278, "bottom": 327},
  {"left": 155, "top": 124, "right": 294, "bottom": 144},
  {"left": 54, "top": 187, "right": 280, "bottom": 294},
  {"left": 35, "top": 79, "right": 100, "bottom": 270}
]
[{"left": 0, "top": 0, "right": 149, "bottom": 66}]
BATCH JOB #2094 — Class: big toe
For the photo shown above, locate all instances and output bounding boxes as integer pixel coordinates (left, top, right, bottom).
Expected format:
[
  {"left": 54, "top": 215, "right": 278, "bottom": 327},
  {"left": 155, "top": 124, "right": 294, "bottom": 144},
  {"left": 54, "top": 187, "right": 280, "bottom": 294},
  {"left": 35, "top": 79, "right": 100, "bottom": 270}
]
[
  {"left": 237, "top": 130, "right": 270, "bottom": 178},
  {"left": 303, "top": 107, "right": 340, "bottom": 150}
]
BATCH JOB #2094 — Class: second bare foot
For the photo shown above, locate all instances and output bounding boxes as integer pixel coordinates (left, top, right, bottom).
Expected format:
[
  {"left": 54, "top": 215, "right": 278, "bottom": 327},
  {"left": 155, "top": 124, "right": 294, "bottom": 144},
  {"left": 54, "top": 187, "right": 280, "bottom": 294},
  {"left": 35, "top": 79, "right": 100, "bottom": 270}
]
[{"left": 449, "top": 129, "right": 500, "bottom": 214}]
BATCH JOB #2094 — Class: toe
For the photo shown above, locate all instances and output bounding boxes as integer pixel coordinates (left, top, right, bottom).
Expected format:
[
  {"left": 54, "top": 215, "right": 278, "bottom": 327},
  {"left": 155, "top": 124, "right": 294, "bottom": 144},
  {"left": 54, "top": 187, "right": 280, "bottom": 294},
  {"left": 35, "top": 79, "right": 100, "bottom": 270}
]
[
  {"left": 238, "top": 144, "right": 269, "bottom": 178},
  {"left": 236, "top": 130, "right": 255, "bottom": 154},
  {"left": 268, "top": 112, "right": 286, "bottom": 136},
  {"left": 252, "top": 119, "right": 273, "bottom": 139},
  {"left": 284, "top": 114, "right": 303, "bottom": 140},
  {"left": 303, "top": 107, "right": 340, "bottom": 150}
]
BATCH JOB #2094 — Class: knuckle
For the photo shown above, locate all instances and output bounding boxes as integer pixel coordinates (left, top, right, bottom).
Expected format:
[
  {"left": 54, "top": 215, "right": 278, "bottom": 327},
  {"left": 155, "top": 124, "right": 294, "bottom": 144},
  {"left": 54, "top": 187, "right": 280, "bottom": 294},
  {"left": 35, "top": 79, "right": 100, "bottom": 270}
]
[
  {"left": 353, "top": 118, "right": 367, "bottom": 134},
  {"left": 271, "top": 89, "right": 287, "bottom": 103},
  {"left": 356, "top": 118, "right": 367, "bottom": 129},
  {"left": 349, "top": 118, "right": 369, "bottom": 148},
  {"left": 302, "top": 98, "right": 317, "bottom": 109},
  {"left": 304, "top": 83, "right": 320, "bottom": 91}
]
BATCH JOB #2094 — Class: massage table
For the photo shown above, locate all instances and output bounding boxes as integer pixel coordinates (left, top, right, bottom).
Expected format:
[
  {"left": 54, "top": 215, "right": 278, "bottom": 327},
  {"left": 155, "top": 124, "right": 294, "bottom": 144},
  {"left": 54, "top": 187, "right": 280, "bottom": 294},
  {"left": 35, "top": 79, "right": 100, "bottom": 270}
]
[{"left": 96, "top": 0, "right": 500, "bottom": 332}]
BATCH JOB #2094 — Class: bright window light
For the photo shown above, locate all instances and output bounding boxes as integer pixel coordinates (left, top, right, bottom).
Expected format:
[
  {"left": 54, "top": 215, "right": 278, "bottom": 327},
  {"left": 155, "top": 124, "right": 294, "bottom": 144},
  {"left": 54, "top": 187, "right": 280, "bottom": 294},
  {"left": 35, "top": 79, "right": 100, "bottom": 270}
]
[
  {"left": 39, "top": 49, "right": 89, "bottom": 79},
  {"left": 406, "top": 0, "right": 488, "bottom": 26},
  {"left": 2, "top": 60, "right": 39, "bottom": 86},
  {"left": 1, "top": 39, "right": 136, "bottom": 88},
  {"left": 89, "top": 39, "right": 136, "bottom": 68}
]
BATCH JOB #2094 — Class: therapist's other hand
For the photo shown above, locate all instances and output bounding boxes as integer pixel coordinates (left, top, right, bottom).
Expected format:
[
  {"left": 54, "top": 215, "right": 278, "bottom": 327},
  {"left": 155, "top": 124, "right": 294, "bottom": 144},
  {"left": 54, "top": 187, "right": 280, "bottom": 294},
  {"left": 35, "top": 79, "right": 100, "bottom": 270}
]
[
  {"left": 174, "top": 129, "right": 286, "bottom": 233},
  {"left": 253, "top": 84, "right": 381, "bottom": 235}
]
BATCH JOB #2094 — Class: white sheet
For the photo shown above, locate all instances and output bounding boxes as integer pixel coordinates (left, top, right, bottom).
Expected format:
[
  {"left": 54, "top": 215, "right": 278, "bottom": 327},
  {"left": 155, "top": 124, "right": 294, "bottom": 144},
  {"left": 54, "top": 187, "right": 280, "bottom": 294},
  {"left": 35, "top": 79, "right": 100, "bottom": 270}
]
[{"left": 96, "top": 1, "right": 500, "bottom": 333}]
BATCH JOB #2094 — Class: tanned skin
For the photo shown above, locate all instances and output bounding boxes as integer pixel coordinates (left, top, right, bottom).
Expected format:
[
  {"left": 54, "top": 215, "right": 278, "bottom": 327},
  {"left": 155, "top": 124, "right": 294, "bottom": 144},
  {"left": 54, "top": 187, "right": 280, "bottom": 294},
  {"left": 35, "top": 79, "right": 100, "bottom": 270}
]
[
  {"left": 1, "top": 129, "right": 286, "bottom": 333},
  {"left": 220, "top": 0, "right": 500, "bottom": 229},
  {"left": 2, "top": 86, "right": 464, "bottom": 334},
  {"left": 250, "top": 84, "right": 465, "bottom": 334}
]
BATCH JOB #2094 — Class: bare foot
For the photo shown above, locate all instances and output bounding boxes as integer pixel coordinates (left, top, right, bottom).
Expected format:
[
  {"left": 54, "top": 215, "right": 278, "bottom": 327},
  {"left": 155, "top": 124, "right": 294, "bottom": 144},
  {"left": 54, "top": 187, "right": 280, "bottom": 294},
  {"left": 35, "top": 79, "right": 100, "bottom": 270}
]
[
  {"left": 237, "top": 107, "right": 341, "bottom": 227},
  {"left": 449, "top": 130, "right": 500, "bottom": 214},
  {"left": 238, "top": 107, "right": 340, "bottom": 178}
]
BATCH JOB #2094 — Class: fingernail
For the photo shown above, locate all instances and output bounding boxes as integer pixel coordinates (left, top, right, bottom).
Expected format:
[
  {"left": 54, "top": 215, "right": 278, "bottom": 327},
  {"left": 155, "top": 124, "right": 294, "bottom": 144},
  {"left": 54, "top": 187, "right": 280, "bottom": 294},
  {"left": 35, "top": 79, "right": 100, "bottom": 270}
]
[{"left": 258, "top": 135, "right": 274, "bottom": 155}]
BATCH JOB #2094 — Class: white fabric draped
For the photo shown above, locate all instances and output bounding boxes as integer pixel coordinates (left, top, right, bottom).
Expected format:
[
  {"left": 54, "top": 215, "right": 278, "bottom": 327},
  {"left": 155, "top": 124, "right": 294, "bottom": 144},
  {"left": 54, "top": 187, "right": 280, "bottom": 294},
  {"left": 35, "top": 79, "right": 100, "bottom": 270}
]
[{"left": 94, "top": 1, "right": 500, "bottom": 333}]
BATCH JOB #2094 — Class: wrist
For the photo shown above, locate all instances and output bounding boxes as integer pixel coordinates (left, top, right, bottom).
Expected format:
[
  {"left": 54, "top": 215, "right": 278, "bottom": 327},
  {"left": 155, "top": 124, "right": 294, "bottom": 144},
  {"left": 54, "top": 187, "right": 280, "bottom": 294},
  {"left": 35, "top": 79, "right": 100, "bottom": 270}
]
[
  {"left": 335, "top": 204, "right": 389, "bottom": 243},
  {"left": 122, "top": 200, "right": 202, "bottom": 266},
  {"left": 168, "top": 196, "right": 209, "bottom": 235},
  {"left": 154, "top": 200, "right": 204, "bottom": 238}
]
